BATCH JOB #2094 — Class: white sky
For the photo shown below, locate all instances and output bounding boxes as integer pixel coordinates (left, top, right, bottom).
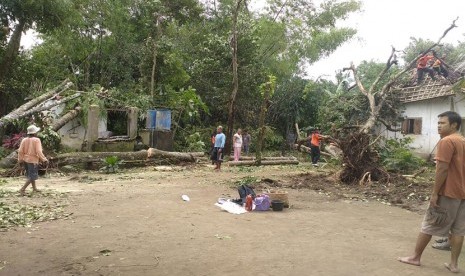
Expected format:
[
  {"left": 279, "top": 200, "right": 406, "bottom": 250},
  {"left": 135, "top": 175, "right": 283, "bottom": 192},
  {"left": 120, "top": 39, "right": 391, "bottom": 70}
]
[{"left": 252, "top": 0, "right": 465, "bottom": 80}]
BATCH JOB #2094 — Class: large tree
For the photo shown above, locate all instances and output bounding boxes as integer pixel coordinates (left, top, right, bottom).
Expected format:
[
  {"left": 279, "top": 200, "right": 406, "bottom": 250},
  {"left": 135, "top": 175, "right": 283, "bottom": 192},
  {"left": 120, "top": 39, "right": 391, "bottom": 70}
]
[{"left": 0, "top": 0, "right": 73, "bottom": 81}]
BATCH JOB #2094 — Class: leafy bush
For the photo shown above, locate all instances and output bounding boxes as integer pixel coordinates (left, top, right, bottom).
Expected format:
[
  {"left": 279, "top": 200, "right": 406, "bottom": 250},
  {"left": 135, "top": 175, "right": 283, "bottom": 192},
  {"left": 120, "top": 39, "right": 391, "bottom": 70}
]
[
  {"left": 2, "top": 132, "right": 25, "bottom": 149},
  {"left": 379, "top": 137, "right": 426, "bottom": 174},
  {"left": 0, "top": 147, "right": 12, "bottom": 159},
  {"left": 186, "top": 132, "right": 206, "bottom": 152},
  {"left": 250, "top": 126, "right": 284, "bottom": 151},
  {"left": 100, "top": 156, "right": 123, "bottom": 173},
  {"left": 37, "top": 128, "right": 61, "bottom": 152}
]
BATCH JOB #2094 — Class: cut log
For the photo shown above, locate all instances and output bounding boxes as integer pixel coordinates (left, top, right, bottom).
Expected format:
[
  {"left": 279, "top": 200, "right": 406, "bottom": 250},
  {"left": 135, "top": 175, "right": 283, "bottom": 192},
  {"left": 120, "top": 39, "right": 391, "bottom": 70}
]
[
  {"left": 147, "top": 148, "right": 197, "bottom": 162},
  {"left": 51, "top": 107, "right": 82, "bottom": 131},
  {"left": 0, "top": 150, "right": 17, "bottom": 169},
  {"left": 293, "top": 144, "right": 334, "bottom": 157},
  {"left": 50, "top": 148, "right": 198, "bottom": 166},
  {"left": 188, "top": 152, "right": 206, "bottom": 157},
  {"left": 0, "top": 106, "right": 82, "bottom": 169},
  {"left": 22, "top": 92, "right": 81, "bottom": 119},
  {"left": 229, "top": 156, "right": 297, "bottom": 161},
  {"left": 0, "top": 79, "right": 73, "bottom": 129},
  {"left": 295, "top": 123, "right": 301, "bottom": 140},
  {"left": 228, "top": 160, "right": 299, "bottom": 166}
]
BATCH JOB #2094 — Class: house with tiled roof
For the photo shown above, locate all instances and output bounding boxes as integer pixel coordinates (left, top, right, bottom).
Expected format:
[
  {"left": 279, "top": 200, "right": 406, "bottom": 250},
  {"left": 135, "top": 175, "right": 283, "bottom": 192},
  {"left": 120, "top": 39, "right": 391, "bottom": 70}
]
[{"left": 382, "top": 70, "right": 465, "bottom": 159}]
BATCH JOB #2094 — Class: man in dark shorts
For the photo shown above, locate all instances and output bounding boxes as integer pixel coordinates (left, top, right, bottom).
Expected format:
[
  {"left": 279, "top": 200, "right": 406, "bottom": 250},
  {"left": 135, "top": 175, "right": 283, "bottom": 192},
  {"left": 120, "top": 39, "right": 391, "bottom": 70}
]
[
  {"left": 211, "top": 126, "right": 225, "bottom": 171},
  {"left": 398, "top": 111, "right": 465, "bottom": 273},
  {"left": 18, "top": 125, "right": 48, "bottom": 196}
]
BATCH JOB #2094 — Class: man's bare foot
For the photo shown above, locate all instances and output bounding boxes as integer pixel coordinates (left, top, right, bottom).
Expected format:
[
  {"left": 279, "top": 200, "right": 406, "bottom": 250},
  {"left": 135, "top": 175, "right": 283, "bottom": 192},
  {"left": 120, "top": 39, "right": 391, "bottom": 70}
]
[
  {"left": 445, "top": 263, "right": 460, "bottom": 273},
  {"left": 398, "top": 256, "right": 420, "bottom": 266},
  {"left": 18, "top": 190, "right": 26, "bottom": 196},
  {"left": 32, "top": 189, "right": 41, "bottom": 193}
]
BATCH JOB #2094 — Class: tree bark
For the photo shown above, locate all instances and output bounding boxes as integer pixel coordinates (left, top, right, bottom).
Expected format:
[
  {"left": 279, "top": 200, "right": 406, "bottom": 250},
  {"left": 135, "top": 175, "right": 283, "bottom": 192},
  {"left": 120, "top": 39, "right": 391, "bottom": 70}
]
[
  {"left": 229, "top": 156, "right": 297, "bottom": 161},
  {"left": 0, "top": 79, "right": 73, "bottom": 129},
  {"left": 256, "top": 82, "right": 272, "bottom": 165},
  {"left": 228, "top": 160, "right": 299, "bottom": 166},
  {"left": 225, "top": 0, "right": 243, "bottom": 155},
  {"left": 294, "top": 144, "right": 334, "bottom": 157},
  {"left": 0, "top": 20, "right": 25, "bottom": 83},
  {"left": 22, "top": 93, "right": 81, "bottom": 119},
  {"left": 0, "top": 105, "right": 81, "bottom": 169},
  {"left": 50, "top": 148, "right": 198, "bottom": 166},
  {"left": 51, "top": 107, "right": 82, "bottom": 131}
]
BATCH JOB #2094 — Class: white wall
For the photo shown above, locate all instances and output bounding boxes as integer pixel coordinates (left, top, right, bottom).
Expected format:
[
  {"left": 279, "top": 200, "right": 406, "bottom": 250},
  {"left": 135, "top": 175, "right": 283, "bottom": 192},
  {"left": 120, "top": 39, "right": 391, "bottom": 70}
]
[
  {"left": 49, "top": 103, "right": 107, "bottom": 150},
  {"left": 382, "top": 95, "right": 465, "bottom": 159}
]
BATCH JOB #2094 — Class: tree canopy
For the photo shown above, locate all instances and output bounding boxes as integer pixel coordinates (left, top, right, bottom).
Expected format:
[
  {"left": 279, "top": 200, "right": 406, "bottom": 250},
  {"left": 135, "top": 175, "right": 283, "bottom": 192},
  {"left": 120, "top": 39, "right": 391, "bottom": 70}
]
[{"left": 1, "top": 0, "right": 363, "bottom": 149}]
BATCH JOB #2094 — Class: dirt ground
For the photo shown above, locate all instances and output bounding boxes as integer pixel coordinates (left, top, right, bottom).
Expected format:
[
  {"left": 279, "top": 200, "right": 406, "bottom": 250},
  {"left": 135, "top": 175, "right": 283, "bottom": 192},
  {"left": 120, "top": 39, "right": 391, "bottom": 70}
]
[{"left": 0, "top": 162, "right": 461, "bottom": 276}]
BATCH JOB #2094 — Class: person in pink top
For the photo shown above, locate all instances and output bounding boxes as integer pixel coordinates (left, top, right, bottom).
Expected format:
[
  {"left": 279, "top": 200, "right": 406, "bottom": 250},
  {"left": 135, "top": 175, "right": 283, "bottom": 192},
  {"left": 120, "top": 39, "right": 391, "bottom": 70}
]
[
  {"left": 233, "top": 129, "right": 243, "bottom": 161},
  {"left": 17, "top": 125, "right": 48, "bottom": 196}
]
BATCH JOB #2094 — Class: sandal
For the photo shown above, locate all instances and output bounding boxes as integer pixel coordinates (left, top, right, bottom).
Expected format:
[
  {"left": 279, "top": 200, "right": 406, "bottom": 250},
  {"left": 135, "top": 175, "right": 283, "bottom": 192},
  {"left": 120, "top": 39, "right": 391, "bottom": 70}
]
[
  {"left": 432, "top": 241, "right": 451, "bottom": 251},
  {"left": 435, "top": 237, "right": 448, "bottom": 243}
]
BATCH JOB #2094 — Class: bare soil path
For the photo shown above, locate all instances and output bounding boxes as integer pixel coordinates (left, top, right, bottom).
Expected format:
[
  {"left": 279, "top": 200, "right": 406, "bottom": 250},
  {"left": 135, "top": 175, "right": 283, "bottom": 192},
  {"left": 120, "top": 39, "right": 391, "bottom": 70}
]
[{"left": 0, "top": 163, "right": 460, "bottom": 275}]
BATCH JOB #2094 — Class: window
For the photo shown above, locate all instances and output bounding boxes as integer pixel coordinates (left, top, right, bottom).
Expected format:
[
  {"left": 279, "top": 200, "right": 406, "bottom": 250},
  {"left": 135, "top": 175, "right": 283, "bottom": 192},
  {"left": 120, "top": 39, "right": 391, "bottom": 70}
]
[{"left": 402, "top": 118, "right": 422, "bottom": 134}]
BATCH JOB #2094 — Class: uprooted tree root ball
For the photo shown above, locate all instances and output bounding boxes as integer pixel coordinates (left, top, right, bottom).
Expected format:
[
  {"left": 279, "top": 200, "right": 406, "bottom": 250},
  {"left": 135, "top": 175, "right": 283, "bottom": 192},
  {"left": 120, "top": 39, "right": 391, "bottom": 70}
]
[{"left": 337, "top": 132, "right": 389, "bottom": 184}]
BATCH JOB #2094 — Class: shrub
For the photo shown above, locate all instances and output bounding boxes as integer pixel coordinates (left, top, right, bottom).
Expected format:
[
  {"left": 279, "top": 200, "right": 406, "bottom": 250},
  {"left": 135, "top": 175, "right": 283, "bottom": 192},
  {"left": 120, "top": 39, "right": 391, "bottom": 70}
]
[
  {"left": 2, "top": 132, "right": 25, "bottom": 149},
  {"left": 186, "top": 132, "right": 206, "bottom": 152},
  {"left": 379, "top": 137, "right": 426, "bottom": 174},
  {"left": 100, "top": 156, "right": 123, "bottom": 173}
]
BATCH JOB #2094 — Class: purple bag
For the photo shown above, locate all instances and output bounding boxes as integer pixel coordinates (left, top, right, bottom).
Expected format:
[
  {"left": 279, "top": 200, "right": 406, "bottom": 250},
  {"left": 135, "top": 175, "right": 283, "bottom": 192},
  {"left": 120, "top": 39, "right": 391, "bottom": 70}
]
[{"left": 254, "top": 194, "right": 271, "bottom": 211}]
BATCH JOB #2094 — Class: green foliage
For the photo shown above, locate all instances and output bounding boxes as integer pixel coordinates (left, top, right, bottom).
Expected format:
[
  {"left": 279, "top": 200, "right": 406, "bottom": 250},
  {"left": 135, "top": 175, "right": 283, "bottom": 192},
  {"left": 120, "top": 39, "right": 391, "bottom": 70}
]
[
  {"left": 0, "top": 147, "right": 10, "bottom": 159},
  {"left": 250, "top": 126, "right": 283, "bottom": 151},
  {"left": 100, "top": 156, "right": 123, "bottom": 174},
  {"left": 235, "top": 176, "right": 259, "bottom": 187},
  {"left": 185, "top": 132, "right": 206, "bottom": 152},
  {"left": 1, "top": 0, "right": 362, "bottom": 154},
  {"left": 0, "top": 189, "right": 68, "bottom": 230},
  {"left": 37, "top": 128, "right": 61, "bottom": 152},
  {"left": 379, "top": 137, "right": 426, "bottom": 174},
  {"left": 318, "top": 61, "right": 403, "bottom": 131}
]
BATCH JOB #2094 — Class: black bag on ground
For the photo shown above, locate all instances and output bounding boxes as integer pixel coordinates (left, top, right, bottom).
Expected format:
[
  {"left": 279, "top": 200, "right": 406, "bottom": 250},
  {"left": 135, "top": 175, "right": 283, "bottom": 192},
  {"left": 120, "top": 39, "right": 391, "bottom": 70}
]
[{"left": 238, "top": 184, "right": 256, "bottom": 204}]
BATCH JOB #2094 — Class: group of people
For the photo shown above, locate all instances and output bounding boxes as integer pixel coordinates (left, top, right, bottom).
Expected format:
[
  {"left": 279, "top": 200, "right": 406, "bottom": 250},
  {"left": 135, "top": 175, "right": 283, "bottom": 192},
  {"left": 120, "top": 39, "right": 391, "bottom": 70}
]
[
  {"left": 416, "top": 51, "right": 449, "bottom": 84},
  {"left": 15, "top": 111, "right": 465, "bottom": 273},
  {"left": 210, "top": 126, "right": 252, "bottom": 171}
]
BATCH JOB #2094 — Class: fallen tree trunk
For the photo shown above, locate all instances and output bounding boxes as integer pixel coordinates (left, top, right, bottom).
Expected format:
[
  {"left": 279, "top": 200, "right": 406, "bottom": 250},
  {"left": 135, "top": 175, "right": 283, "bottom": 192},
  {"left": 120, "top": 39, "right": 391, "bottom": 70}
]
[
  {"left": 0, "top": 150, "right": 17, "bottom": 169},
  {"left": 0, "top": 79, "right": 73, "bottom": 129},
  {"left": 51, "top": 107, "right": 82, "bottom": 131},
  {"left": 293, "top": 144, "right": 333, "bottom": 157},
  {"left": 188, "top": 152, "right": 206, "bottom": 157},
  {"left": 229, "top": 156, "right": 297, "bottom": 161},
  {"left": 22, "top": 92, "right": 81, "bottom": 119},
  {"left": 51, "top": 148, "right": 198, "bottom": 166},
  {"left": 0, "top": 106, "right": 83, "bottom": 169},
  {"left": 228, "top": 160, "right": 299, "bottom": 166}
]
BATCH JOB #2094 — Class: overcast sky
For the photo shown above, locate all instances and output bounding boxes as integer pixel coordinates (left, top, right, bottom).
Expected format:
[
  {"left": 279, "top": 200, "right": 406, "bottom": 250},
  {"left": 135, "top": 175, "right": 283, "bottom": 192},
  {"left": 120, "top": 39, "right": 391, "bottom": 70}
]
[{"left": 252, "top": 0, "right": 465, "bottom": 80}]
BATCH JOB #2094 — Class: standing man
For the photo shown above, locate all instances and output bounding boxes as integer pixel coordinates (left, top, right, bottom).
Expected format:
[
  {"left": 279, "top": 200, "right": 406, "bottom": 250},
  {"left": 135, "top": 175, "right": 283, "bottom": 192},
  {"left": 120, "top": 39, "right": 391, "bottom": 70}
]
[
  {"left": 309, "top": 128, "right": 327, "bottom": 167},
  {"left": 399, "top": 111, "right": 465, "bottom": 273},
  {"left": 212, "top": 126, "right": 226, "bottom": 171},
  {"left": 233, "top": 128, "right": 242, "bottom": 161},
  {"left": 18, "top": 125, "right": 48, "bottom": 196},
  {"left": 242, "top": 129, "right": 251, "bottom": 155}
]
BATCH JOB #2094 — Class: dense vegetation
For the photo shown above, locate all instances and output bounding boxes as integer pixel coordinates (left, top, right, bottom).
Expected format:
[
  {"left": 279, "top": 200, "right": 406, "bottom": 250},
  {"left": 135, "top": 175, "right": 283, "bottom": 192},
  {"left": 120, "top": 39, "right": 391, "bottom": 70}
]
[{"left": 1, "top": 1, "right": 465, "bottom": 174}]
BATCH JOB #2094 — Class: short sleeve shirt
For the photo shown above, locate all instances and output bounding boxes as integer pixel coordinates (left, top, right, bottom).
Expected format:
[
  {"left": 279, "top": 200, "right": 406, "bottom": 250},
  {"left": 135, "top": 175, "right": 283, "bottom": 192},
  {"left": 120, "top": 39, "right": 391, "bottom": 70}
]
[
  {"left": 214, "top": 133, "right": 226, "bottom": 148},
  {"left": 435, "top": 133, "right": 465, "bottom": 199},
  {"left": 311, "top": 133, "right": 321, "bottom": 147}
]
